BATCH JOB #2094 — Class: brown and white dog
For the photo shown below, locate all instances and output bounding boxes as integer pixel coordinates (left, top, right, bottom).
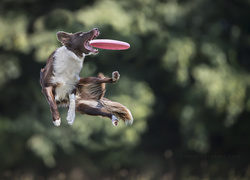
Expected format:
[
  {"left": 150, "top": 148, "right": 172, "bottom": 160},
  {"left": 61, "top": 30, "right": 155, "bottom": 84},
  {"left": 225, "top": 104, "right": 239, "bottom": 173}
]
[
  {"left": 75, "top": 71, "right": 133, "bottom": 126},
  {"left": 40, "top": 28, "right": 100, "bottom": 126}
]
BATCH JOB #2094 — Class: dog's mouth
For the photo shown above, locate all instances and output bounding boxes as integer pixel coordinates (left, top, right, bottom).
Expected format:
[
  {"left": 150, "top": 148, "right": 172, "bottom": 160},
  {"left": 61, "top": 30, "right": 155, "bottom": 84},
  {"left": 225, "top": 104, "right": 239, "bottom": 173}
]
[{"left": 84, "top": 29, "right": 100, "bottom": 54}]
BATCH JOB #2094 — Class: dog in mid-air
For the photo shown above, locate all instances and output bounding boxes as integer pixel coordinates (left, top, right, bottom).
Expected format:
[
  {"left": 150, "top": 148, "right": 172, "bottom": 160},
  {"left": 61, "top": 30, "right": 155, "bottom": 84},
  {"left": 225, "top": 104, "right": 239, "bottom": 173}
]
[
  {"left": 40, "top": 28, "right": 100, "bottom": 126},
  {"left": 75, "top": 71, "right": 133, "bottom": 126}
]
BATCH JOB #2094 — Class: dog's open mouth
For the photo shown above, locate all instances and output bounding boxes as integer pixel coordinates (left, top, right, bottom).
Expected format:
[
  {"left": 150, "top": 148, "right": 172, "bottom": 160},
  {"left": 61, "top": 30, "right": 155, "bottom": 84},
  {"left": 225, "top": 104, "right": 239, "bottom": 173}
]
[{"left": 84, "top": 30, "right": 100, "bottom": 54}]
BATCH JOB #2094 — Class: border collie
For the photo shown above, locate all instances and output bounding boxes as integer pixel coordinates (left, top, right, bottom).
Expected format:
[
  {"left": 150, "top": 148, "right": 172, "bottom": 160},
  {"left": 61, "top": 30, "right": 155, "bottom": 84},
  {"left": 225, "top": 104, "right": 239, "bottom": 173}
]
[
  {"left": 75, "top": 71, "right": 133, "bottom": 126},
  {"left": 40, "top": 28, "right": 100, "bottom": 126}
]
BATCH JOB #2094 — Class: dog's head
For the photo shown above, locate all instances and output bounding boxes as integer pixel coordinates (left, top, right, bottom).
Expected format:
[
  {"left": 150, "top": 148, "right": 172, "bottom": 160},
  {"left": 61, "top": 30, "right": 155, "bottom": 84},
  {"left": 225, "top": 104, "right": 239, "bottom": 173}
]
[{"left": 57, "top": 28, "right": 100, "bottom": 57}]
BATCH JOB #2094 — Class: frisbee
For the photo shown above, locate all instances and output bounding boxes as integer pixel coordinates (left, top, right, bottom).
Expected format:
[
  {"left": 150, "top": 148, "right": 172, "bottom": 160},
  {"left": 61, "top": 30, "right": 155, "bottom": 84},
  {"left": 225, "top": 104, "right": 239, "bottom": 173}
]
[{"left": 89, "top": 39, "right": 130, "bottom": 50}]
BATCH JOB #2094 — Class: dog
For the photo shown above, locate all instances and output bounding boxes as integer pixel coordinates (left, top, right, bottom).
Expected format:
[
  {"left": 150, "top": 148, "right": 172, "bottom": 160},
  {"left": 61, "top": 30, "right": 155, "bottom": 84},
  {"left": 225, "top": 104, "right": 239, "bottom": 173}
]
[
  {"left": 75, "top": 71, "right": 133, "bottom": 126},
  {"left": 40, "top": 28, "right": 100, "bottom": 126}
]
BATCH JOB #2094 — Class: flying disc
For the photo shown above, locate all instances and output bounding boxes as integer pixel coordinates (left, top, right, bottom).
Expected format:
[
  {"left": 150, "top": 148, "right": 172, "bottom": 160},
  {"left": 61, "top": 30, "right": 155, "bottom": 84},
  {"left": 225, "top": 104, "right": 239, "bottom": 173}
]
[{"left": 89, "top": 39, "right": 130, "bottom": 50}]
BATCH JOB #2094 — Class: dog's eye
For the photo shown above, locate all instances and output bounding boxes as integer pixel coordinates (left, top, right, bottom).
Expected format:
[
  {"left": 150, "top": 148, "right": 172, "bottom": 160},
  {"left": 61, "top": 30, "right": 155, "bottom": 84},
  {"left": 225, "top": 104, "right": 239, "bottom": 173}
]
[{"left": 79, "top": 33, "right": 83, "bottom": 37}]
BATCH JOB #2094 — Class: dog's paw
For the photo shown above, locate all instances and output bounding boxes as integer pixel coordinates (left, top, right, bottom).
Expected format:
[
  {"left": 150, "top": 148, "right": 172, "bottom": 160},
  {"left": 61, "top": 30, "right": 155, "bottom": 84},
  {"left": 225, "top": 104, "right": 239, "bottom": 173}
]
[
  {"left": 112, "top": 71, "right": 120, "bottom": 82},
  {"left": 53, "top": 118, "right": 61, "bottom": 126},
  {"left": 112, "top": 115, "right": 119, "bottom": 127}
]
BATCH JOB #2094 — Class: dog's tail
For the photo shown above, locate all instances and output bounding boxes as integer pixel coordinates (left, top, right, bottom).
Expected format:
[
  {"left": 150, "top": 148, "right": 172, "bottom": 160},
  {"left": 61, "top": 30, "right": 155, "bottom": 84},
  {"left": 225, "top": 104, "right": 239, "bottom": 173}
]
[{"left": 101, "top": 98, "right": 133, "bottom": 125}]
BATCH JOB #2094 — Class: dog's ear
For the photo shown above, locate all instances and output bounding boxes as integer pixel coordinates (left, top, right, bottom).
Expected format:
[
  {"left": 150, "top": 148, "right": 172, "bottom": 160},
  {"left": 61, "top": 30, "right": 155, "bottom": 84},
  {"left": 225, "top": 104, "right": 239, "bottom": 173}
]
[{"left": 56, "top": 31, "right": 72, "bottom": 45}]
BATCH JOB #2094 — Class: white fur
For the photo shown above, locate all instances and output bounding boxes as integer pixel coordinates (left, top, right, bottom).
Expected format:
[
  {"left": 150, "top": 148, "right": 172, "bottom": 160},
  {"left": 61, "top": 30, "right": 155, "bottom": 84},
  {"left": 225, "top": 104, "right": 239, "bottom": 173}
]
[
  {"left": 67, "top": 93, "right": 76, "bottom": 125},
  {"left": 112, "top": 115, "right": 119, "bottom": 127},
  {"left": 76, "top": 99, "right": 100, "bottom": 108},
  {"left": 51, "top": 46, "right": 85, "bottom": 101},
  {"left": 112, "top": 71, "right": 120, "bottom": 81},
  {"left": 125, "top": 111, "right": 134, "bottom": 125},
  {"left": 53, "top": 118, "right": 61, "bottom": 126}
]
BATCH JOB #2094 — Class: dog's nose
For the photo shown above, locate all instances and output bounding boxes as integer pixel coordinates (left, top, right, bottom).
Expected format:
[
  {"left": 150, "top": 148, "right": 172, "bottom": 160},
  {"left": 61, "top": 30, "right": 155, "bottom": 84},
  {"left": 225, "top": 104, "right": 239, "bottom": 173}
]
[{"left": 93, "top": 28, "right": 98, "bottom": 31}]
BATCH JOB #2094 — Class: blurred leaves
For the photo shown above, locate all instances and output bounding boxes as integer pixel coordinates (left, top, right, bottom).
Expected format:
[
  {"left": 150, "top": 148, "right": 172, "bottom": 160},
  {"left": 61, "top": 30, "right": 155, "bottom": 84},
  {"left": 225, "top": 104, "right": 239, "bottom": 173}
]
[
  {"left": 1, "top": 0, "right": 250, "bottom": 179},
  {"left": 0, "top": 54, "right": 21, "bottom": 86},
  {"left": 28, "top": 134, "right": 56, "bottom": 167},
  {"left": 162, "top": 36, "right": 196, "bottom": 85},
  {"left": 0, "top": 15, "right": 29, "bottom": 52},
  {"left": 193, "top": 63, "right": 248, "bottom": 126},
  {"left": 77, "top": 0, "right": 132, "bottom": 35}
]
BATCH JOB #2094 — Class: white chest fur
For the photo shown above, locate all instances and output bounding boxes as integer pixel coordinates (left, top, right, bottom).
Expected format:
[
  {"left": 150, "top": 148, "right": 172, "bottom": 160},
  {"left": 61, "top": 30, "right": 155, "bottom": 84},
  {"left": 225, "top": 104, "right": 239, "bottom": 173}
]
[{"left": 51, "top": 46, "right": 85, "bottom": 101}]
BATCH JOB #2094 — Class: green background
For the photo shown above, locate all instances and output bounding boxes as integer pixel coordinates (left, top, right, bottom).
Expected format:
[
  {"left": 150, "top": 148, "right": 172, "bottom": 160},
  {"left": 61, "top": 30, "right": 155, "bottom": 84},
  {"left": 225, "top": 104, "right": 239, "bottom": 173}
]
[{"left": 0, "top": 0, "right": 250, "bottom": 179}]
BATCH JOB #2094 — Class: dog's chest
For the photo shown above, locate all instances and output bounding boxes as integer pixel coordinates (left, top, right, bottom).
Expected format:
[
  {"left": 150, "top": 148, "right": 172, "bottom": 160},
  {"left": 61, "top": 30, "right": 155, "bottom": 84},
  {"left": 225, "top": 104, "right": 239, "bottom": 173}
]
[{"left": 51, "top": 46, "right": 85, "bottom": 101}]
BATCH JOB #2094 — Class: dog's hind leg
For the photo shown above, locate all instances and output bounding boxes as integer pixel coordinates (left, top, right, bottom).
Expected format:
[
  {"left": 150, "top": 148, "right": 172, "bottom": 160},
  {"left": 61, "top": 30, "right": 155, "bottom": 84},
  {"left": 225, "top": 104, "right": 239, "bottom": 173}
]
[
  {"left": 76, "top": 103, "right": 119, "bottom": 126},
  {"left": 67, "top": 93, "right": 76, "bottom": 125},
  {"left": 111, "top": 115, "right": 119, "bottom": 126},
  {"left": 42, "top": 86, "right": 61, "bottom": 126}
]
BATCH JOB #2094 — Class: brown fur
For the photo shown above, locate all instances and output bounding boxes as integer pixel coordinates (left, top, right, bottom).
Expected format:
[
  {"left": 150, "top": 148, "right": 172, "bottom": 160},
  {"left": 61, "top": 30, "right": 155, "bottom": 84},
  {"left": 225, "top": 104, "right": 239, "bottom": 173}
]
[{"left": 75, "top": 71, "right": 133, "bottom": 125}]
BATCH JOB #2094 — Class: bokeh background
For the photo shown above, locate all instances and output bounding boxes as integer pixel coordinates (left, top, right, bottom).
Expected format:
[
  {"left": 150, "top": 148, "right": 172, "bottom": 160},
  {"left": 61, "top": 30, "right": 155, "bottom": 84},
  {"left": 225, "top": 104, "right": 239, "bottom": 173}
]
[{"left": 1, "top": 0, "right": 250, "bottom": 179}]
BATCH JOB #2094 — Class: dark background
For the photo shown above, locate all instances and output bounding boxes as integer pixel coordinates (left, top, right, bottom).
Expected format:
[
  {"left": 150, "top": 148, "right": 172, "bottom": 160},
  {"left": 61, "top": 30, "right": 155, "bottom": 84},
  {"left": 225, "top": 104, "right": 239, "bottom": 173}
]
[{"left": 1, "top": 0, "right": 250, "bottom": 179}]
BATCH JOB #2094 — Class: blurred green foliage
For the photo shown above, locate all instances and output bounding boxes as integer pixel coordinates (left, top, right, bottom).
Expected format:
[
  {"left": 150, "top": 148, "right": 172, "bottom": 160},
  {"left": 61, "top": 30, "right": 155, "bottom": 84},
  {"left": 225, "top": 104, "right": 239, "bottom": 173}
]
[{"left": 1, "top": 0, "right": 250, "bottom": 179}]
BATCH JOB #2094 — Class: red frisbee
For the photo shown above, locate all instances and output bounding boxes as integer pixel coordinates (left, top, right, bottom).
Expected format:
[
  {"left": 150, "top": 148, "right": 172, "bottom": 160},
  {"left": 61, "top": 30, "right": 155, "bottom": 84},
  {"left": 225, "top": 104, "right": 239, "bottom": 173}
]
[{"left": 89, "top": 39, "right": 130, "bottom": 50}]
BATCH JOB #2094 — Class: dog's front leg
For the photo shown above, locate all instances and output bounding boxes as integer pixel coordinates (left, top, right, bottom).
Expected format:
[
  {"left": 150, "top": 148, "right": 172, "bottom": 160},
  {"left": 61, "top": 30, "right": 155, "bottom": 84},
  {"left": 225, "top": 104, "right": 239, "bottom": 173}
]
[
  {"left": 67, "top": 93, "right": 76, "bottom": 125},
  {"left": 42, "top": 86, "right": 61, "bottom": 126}
]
